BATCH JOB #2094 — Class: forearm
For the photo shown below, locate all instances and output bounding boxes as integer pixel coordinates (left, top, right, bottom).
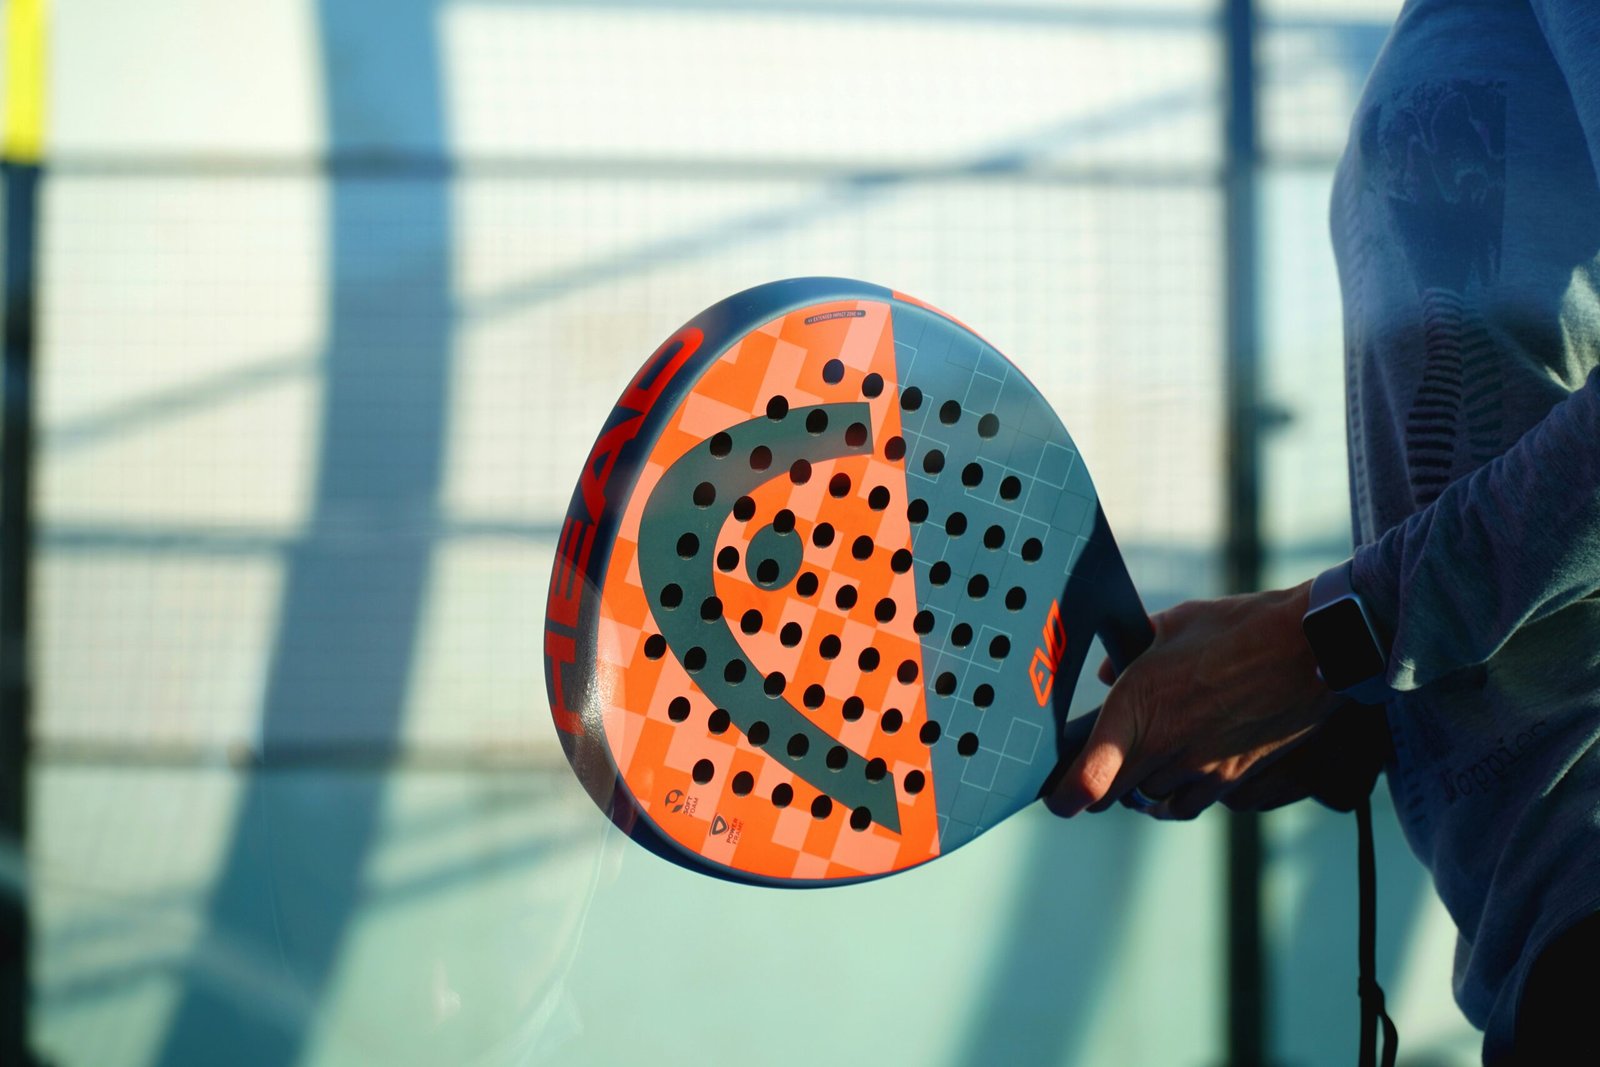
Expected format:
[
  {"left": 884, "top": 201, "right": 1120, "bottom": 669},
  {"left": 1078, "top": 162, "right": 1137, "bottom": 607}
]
[{"left": 1352, "top": 366, "right": 1600, "bottom": 690}]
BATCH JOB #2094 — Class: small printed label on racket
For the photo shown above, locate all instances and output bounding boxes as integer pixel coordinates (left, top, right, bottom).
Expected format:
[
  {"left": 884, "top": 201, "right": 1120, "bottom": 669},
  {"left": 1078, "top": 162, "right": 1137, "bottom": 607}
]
[{"left": 803, "top": 309, "right": 866, "bottom": 325}]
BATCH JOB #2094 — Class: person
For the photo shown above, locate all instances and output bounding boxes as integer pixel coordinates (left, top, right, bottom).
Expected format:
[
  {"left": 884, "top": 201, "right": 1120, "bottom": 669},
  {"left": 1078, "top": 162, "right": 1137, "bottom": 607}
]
[{"left": 1047, "top": 2, "right": 1600, "bottom": 1063}]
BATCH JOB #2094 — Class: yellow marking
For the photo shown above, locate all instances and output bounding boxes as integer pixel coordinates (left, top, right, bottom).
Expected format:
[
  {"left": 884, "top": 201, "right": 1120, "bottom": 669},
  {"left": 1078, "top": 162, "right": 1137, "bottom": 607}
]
[{"left": 3, "top": 0, "right": 49, "bottom": 163}]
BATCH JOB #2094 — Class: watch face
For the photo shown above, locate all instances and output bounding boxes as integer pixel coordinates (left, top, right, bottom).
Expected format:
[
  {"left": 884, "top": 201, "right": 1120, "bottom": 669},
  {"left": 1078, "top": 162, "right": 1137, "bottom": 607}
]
[{"left": 1302, "top": 597, "right": 1386, "bottom": 692}]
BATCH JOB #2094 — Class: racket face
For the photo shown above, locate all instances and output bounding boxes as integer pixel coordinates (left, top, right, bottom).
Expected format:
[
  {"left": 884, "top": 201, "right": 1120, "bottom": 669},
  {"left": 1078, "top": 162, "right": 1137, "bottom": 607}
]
[{"left": 545, "top": 278, "right": 1144, "bottom": 886}]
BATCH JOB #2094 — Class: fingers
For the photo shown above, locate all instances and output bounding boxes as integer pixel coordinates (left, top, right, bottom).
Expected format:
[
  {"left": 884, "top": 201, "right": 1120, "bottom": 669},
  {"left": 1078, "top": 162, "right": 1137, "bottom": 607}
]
[
  {"left": 1097, "top": 656, "right": 1115, "bottom": 686},
  {"left": 1045, "top": 698, "right": 1142, "bottom": 818}
]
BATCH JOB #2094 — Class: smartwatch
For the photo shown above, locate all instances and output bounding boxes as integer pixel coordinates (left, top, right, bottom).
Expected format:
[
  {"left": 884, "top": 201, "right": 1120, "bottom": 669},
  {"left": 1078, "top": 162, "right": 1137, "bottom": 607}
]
[{"left": 1301, "top": 558, "right": 1392, "bottom": 705}]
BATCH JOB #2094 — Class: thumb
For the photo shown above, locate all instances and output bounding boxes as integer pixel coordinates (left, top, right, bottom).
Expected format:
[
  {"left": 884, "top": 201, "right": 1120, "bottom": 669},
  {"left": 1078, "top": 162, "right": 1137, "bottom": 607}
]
[
  {"left": 1045, "top": 701, "right": 1140, "bottom": 818},
  {"left": 1096, "top": 656, "right": 1115, "bottom": 686}
]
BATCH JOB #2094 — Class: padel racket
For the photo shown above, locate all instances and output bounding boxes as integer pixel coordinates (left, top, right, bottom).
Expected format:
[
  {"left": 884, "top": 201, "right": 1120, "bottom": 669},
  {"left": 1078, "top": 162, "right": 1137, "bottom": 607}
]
[{"left": 544, "top": 277, "right": 1152, "bottom": 886}]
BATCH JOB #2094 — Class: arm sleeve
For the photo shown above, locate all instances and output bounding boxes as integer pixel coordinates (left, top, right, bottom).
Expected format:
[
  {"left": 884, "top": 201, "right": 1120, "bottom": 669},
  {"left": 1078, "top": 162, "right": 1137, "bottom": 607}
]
[
  {"left": 1352, "top": 366, "right": 1600, "bottom": 690},
  {"left": 1529, "top": 1, "right": 1600, "bottom": 183}
]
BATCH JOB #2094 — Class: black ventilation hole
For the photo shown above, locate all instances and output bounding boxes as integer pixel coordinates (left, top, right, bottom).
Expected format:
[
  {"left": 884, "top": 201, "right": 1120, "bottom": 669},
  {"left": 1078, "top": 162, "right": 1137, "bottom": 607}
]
[
  {"left": 740, "top": 609, "right": 762, "bottom": 635},
  {"left": 780, "top": 622, "right": 802, "bottom": 647},
  {"left": 822, "top": 358, "right": 845, "bottom": 384},
  {"left": 790, "top": 459, "right": 812, "bottom": 484},
  {"left": 929, "top": 561, "right": 951, "bottom": 586},
  {"left": 826, "top": 745, "right": 849, "bottom": 771},
  {"left": 904, "top": 769, "right": 926, "bottom": 795},
  {"left": 989, "top": 635, "right": 1011, "bottom": 659},
  {"left": 862, "top": 373, "right": 884, "bottom": 398},
  {"left": 851, "top": 536, "right": 873, "bottom": 561},
  {"left": 957, "top": 732, "right": 979, "bottom": 757},
  {"left": 787, "top": 734, "right": 809, "bottom": 759},
  {"left": 850, "top": 806, "right": 873, "bottom": 831},
  {"left": 693, "top": 482, "right": 716, "bottom": 507},
  {"left": 748, "top": 720, "right": 770, "bottom": 746},
  {"left": 796, "top": 572, "right": 819, "bottom": 597},
  {"left": 1006, "top": 587, "right": 1027, "bottom": 611},
  {"left": 891, "top": 549, "right": 913, "bottom": 573},
  {"left": 885, "top": 436, "right": 906, "bottom": 461},
  {"left": 901, "top": 386, "right": 923, "bottom": 411},
  {"left": 772, "top": 782, "right": 793, "bottom": 808},
  {"left": 811, "top": 795, "right": 833, "bottom": 819},
  {"left": 939, "top": 399, "right": 961, "bottom": 425},
  {"left": 845, "top": 422, "right": 868, "bottom": 447},
  {"left": 907, "top": 498, "right": 929, "bottom": 524},
  {"left": 766, "top": 395, "right": 789, "bottom": 420},
  {"left": 773, "top": 509, "right": 795, "bottom": 534},
  {"left": 724, "top": 660, "right": 747, "bottom": 684},
  {"left": 756, "top": 558, "right": 780, "bottom": 585},
  {"left": 700, "top": 597, "right": 723, "bottom": 622},
  {"left": 842, "top": 696, "right": 865, "bottom": 721},
  {"left": 881, "top": 708, "right": 904, "bottom": 733},
  {"left": 709, "top": 432, "right": 732, "bottom": 457},
  {"left": 973, "top": 684, "right": 994, "bottom": 708},
  {"left": 806, "top": 409, "right": 829, "bottom": 434},
  {"left": 717, "top": 546, "right": 740, "bottom": 572},
  {"left": 708, "top": 708, "right": 731, "bottom": 733},
  {"left": 946, "top": 512, "right": 968, "bottom": 537},
  {"left": 764, "top": 672, "right": 787, "bottom": 697},
  {"left": 984, "top": 525, "right": 1005, "bottom": 549},
  {"left": 923, "top": 450, "right": 945, "bottom": 475},
  {"left": 683, "top": 647, "right": 706, "bottom": 672},
  {"left": 803, "top": 684, "right": 826, "bottom": 709},
  {"left": 967, "top": 574, "right": 989, "bottom": 599},
  {"left": 912, "top": 612, "right": 934, "bottom": 635},
  {"left": 1021, "top": 537, "right": 1043, "bottom": 562},
  {"left": 750, "top": 445, "right": 772, "bottom": 471},
  {"left": 897, "top": 660, "right": 919, "bottom": 684},
  {"left": 835, "top": 585, "right": 858, "bottom": 610},
  {"left": 920, "top": 721, "right": 942, "bottom": 744},
  {"left": 868, "top": 486, "right": 890, "bottom": 510},
  {"left": 819, "top": 634, "right": 842, "bottom": 660},
  {"left": 865, "top": 757, "right": 887, "bottom": 781},
  {"left": 692, "top": 759, "right": 715, "bottom": 784},
  {"left": 812, "top": 523, "right": 835, "bottom": 548},
  {"left": 874, "top": 598, "right": 896, "bottom": 623},
  {"left": 659, "top": 584, "right": 683, "bottom": 609},
  {"left": 668, "top": 696, "right": 691, "bottom": 722},
  {"left": 978, "top": 413, "right": 1000, "bottom": 438},
  {"left": 733, "top": 495, "right": 756, "bottom": 521},
  {"left": 858, "top": 648, "right": 881, "bottom": 672},
  {"left": 732, "top": 771, "right": 754, "bottom": 796},
  {"left": 644, "top": 634, "right": 666, "bottom": 659},
  {"left": 999, "top": 476, "right": 1022, "bottom": 501},
  {"left": 829, "top": 473, "right": 852, "bottom": 498},
  {"left": 962, "top": 463, "right": 983, "bottom": 488},
  {"left": 950, "top": 622, "right": 972, "bottom": 647},
  {"left": 934, "top": 672, "right": 957, "bottom": 696},
  {"left": 676, "top": 533, "right": 699, "bottom": 558}
]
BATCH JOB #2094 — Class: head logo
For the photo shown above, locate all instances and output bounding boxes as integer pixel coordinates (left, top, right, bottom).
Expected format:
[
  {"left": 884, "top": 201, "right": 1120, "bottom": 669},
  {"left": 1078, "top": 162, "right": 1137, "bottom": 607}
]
[
  {"left": 664, "top": 788, "right": 686, "bottom": 813},
  {"left": 1029, "top": 599, "right": 1067, "bottom": 706}
]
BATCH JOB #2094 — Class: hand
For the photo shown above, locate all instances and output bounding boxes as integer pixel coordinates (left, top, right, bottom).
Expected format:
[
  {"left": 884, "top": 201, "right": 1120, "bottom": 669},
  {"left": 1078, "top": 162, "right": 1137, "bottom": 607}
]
[
  {"left": 1044, "top": 580, "right": 1347, "bottom": 820},
  {"left": 1221, "top": 699, "right": 1393, "bottom": 814}
]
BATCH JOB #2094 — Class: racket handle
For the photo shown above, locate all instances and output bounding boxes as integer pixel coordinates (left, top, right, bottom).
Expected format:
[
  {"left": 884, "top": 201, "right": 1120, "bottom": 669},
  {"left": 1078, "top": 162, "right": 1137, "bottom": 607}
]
[
  {"left": 1084, "top": 502, "right": 1155, "bottom": 677},
  {"left": 1044, "top": 504, "right": 1155, "bottom": 780}
]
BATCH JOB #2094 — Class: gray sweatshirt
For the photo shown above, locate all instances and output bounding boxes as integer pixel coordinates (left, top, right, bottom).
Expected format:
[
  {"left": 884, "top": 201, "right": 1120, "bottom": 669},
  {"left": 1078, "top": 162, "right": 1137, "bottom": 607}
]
[{"left": 1332, "top": 0, "right": 1600, "bottom": 1059}]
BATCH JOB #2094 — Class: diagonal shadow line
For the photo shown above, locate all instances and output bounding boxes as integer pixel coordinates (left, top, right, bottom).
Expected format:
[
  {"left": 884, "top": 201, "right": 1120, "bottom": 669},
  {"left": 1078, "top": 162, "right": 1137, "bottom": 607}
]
[
  {"left": 36, "top": 828, "right": 591, "bottom": 1013},
  {"left": 149, "top": 3, "right": 455, "bottom": 1064},
  {"left": 459, "top": 84, "right": 1213, "bottom": 324},
  {"left": 46, "top": 83, "right": 1211, "bottom": 457}
]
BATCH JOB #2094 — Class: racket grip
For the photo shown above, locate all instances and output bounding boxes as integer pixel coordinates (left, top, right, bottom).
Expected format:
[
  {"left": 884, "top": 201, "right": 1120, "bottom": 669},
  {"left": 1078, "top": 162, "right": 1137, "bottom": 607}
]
[{"left": 1084, "top": 503, "right": 1155, "bottom": 678}]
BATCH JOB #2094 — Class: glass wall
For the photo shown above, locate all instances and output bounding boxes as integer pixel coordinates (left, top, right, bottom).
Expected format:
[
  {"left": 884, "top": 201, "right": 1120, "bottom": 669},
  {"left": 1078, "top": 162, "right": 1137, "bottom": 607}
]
[{"left": 20, "top": 2, "right": 1476, "bottom": 1064}]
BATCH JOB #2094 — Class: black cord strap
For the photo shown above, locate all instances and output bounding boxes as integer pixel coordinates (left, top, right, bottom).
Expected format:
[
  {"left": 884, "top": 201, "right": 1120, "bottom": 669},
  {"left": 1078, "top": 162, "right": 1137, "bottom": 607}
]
[{"left": 1356, "top": 795, "right": 1398, "bottom": 1067}]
